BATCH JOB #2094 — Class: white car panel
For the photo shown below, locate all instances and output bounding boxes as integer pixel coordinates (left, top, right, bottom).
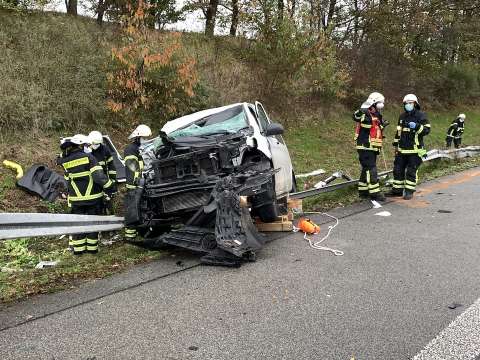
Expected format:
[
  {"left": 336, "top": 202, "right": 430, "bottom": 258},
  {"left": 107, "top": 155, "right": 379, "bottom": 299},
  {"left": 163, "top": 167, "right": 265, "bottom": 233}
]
[
  {"left": 157, "top": 101, "right": 294, "bottom": 198},
  {"left": 254, "top": 102, "right": 293, "bottom": 196}
]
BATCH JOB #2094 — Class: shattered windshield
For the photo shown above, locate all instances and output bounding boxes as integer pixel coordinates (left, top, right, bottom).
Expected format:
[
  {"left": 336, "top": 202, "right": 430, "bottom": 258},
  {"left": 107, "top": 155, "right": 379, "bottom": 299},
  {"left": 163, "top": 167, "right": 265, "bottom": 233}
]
[{"left": 168, "top": 105, "right": 248, "bottom": 138}]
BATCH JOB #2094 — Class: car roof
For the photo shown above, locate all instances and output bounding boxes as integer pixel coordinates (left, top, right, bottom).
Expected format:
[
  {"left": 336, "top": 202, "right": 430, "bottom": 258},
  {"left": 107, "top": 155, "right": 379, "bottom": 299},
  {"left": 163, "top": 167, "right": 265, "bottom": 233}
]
[{"left": 161, "top": 103, "right": 251, "bottom": 134}]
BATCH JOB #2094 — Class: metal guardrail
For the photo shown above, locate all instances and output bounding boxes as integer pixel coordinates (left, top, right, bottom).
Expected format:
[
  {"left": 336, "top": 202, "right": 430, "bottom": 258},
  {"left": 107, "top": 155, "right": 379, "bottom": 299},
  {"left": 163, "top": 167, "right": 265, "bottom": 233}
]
[
  {"left": 290, "top": 170, "right": 392, "bottom": 199},
  {"left": 1, "top": 146, "right": 479, "bottom": 240},
  {"left": 290, "top": 146, "right": 480, "bottom": 200},
  {"left": 0, "top": 213, "right": 124, "bottom": 240}
]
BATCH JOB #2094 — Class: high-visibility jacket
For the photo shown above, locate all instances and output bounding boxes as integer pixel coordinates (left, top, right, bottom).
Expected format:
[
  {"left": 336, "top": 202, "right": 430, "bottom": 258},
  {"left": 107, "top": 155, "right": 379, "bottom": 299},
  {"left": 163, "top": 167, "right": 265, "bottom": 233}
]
[
  {"left": 353, "top": 109, "right": 386, "bottom": 152},
  {"left": 124, "top": 142, "right": 144, "bottom": 190},
  {"left": 446, "top": 118, "right": 465, "bottom": 139},
  {"left": 393, "top": 109, "right": 431, "bottom": 155},
  {"left": 91, "top": 144, "right": 117, "bottom": 183},
  {"left": 59, "top": 149, "right": 113, "bottom": 206}
]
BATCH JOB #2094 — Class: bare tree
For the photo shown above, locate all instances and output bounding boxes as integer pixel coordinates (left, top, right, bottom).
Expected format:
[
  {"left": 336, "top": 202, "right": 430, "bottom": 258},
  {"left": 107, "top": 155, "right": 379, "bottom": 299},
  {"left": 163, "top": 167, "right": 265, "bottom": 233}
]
[
  {"left": 205, "top": 0, "right": 219, "bottom": 36},
  {"left": 65, "top": 0, "right": 77, "bottom": 15},
  {"left": 230, "top": 0, "right": 239, "bottom": 35}
]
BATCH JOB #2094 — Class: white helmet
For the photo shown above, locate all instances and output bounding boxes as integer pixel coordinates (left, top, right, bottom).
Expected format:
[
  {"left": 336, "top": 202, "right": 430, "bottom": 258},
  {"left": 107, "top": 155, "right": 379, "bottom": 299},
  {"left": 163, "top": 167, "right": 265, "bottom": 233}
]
[
  {"left": 128, "top": 124, "right": 152, "bottom": 140},
  {"left": 367, "top": 92, "right": 385, "bottom": 104},
  {"left": 70, "top": 134, "right": 88, "bottom": 145},
  {"left": 88, "top": 131, "right": 103, "bottom": 145},
  {"left": 403, "top": 94, "right": 419, "bottom": 104},
  {"left": 361, "top": 92, "right": 385, "bottom": 109},
  {"left": 458, "top": 113, "right": 466, "bottom": 119}
]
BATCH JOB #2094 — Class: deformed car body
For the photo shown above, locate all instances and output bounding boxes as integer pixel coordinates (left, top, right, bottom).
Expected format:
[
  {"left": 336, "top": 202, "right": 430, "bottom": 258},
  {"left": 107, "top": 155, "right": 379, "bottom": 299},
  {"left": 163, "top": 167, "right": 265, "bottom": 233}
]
[{"left": 125, "top": 102, "right": 295, "bottom": 266}]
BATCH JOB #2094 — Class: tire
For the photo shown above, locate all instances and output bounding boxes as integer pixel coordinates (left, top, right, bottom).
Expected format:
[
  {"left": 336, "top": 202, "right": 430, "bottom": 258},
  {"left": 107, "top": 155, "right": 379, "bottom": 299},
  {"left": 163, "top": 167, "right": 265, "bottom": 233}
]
[
  {"left": 242, "top": 153, "right": 279, "bottom": 223},
  {"left": 256, "top": 197, "right": 278, "bottom": 223}
]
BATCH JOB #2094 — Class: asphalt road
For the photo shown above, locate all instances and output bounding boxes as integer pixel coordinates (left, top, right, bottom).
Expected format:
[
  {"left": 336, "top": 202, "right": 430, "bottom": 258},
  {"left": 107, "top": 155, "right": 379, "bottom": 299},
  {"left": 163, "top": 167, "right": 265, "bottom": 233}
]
[{"left": 1, "top": 168, "right": 480, "bottom": 360}]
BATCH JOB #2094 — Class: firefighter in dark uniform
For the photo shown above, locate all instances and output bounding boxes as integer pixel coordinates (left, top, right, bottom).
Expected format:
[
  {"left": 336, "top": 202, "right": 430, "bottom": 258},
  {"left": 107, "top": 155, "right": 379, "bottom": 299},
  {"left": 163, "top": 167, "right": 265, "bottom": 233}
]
[
  {"left": 58, "top": 134, "right": 114, "bottom": 254},
  {"left": 353, "top": 92, "right": 388, "bottom": 201},
  {"left": 124, "top": 124, "right": 152, "bottom": 241},
  {"left": 446, "top": 114, "right": 466, "bottom": 148},
  {"left": 387, "top": 94, "right": 431, "bottom": 200},
  {"left": 88, "top": 131, "right": 117, "bottom": 214}
]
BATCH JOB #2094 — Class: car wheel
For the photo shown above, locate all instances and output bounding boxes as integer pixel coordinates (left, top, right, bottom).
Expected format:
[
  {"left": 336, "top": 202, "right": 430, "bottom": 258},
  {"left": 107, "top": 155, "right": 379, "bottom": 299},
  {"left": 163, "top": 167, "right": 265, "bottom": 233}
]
[
  {"left": 242, "top": 153, "right": 279, "bottom": 223},
  {"left": 256, "top": 196, "right": 279, "bottom": 223}
]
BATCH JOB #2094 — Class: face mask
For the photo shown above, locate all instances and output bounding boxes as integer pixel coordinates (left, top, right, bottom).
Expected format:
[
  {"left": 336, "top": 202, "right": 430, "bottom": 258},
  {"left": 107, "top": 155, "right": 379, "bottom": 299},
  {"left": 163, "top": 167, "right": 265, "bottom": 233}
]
[
  {"left": 459, "top": 118, "right": 464, "bottom": 122},
  {"left": 139, "top": 138, "right": 148, "bottom": 145},
  {"left": 375, "top": 102, "right": 384, "bottom": 112},
  {"left": 83, "top": 146, "right": 92, "bottom": 153},
  {"left": 91, "top": 144, "right": 100, "bottom": 150},
  {"left": 404, "top": 103, "right": 414, "bottom": 112}
]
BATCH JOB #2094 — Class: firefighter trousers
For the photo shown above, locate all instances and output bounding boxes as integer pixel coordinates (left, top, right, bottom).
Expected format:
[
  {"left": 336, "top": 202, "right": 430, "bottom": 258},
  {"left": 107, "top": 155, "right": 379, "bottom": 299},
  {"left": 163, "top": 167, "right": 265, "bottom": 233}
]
[
  {"left": 70, "top": 202, "right": 103, "bottom": 255},
  {"left": 392, "top": 153, "right": 423, "bottom": 194},
  {"left": 446, "top": 136, "right": 462, "bottom": 148},
  {"left": 357, "top": 149, "right": 380, "bottom": 196},
  {"left": 124, "top": 188, "right": 139, "bottom": 240}
]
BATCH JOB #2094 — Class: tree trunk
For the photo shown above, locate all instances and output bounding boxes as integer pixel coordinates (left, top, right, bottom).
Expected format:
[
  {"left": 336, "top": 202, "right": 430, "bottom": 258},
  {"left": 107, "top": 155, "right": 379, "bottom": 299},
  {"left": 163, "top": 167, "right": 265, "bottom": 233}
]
[
  {"left": 326, "top": 0, "right": 336, "bottom": 30},
  {"left": 289, "top": 0, "right": 296, "bottom": 18},
  {"left": 66, "top": 0, "right": 77, "bottom": 15},
  {"left": 230, "top": 0, "right": 239, "bottom": 36},
  {"left": 205, "top": 0, "right": 219, "bottom": 37},
  {"left": 97, "top": 0, "right": 105, "bottom": 25},
  {"left": 353, "top": 0, "right": 359, "bottom": 45},
  {"left": 277, "top": 0, "right": 284, "bottom": 21}
]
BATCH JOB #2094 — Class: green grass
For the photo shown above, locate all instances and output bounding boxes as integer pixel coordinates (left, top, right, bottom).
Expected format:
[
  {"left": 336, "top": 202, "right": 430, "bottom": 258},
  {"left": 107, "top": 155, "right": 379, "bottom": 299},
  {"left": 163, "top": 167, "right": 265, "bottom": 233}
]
[{"left": 0, "top": 236, "right": 164, "bottom": 303}]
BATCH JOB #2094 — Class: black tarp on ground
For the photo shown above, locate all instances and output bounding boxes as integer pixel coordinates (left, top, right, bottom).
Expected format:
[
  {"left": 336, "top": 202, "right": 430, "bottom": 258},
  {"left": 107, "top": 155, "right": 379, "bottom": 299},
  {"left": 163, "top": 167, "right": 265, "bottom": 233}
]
[{"left": 17, "top": 165, "right": 68, "bottom": 202}]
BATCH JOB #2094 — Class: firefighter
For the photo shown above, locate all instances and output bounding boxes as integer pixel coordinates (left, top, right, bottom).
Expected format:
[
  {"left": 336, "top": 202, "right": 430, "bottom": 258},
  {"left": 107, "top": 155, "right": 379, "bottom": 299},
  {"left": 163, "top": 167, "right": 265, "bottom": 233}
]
[
  {"left": 446, "top": 114, "right": 466, "bottom": 148},
  {"left": 353, "top": 92, "right": 388, "bottom": 201},
  {"left": 387, "top": 94, "right": 431, "bottom": 200},
  {"left": 124, "top": 124, "right": 152, "bottom": 241},
  {"left": 58, "top": 134, "right": 114, "bottom": 255},
  {"left": 88, "top": 131, "right": 117, "bottom": 214}
]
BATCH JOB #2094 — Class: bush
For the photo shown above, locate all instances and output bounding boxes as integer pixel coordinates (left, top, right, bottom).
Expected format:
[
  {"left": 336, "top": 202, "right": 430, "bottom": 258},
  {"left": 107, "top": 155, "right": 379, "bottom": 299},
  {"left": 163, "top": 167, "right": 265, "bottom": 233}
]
[
  {"left": 432, "top": 63, "right": 480, "bottom": 105},
  {"left": 242, "top": 19, "right": 350, "bottom": 116}
]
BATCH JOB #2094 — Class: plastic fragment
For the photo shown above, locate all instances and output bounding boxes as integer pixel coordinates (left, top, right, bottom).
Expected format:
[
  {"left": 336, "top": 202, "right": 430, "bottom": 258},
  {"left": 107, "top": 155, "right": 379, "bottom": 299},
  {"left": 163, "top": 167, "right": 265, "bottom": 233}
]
[
  {"left": 35, "top": 261, "right": 58, "bottom": 269},
  {"left": 448, "top": 303, "right": 463, "bottom": 310},
  {"left": 371, "top": 200, "right": 382, "bottom": 209}
]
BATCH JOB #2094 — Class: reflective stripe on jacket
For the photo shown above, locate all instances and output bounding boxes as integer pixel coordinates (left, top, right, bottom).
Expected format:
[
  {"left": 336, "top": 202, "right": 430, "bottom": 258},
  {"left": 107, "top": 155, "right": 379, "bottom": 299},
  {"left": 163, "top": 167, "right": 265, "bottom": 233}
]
[
  {"left": 92, "top": 144, "right": 117, "bottom": 182},
  {"left": 446, "top": 118, "right": 465, "bottom": 139},
  {"left": 353, "top": 109, "right": 385, "bottom": 152},
  {"left": 124, "top": 142, "right": 144, "bottom": 189},
  {"left": 59, "top": 149, "right": 112, "bottom": 206},
  {"left": 393, "top": 109, "right": 430, "bottom": 155}
]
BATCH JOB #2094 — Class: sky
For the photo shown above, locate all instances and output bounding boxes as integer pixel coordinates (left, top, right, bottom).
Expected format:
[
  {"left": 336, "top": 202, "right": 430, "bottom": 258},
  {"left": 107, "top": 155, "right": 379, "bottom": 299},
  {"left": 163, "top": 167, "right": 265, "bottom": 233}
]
[{"left": 45, "top": 0, "right": 214, "bottom": 34}]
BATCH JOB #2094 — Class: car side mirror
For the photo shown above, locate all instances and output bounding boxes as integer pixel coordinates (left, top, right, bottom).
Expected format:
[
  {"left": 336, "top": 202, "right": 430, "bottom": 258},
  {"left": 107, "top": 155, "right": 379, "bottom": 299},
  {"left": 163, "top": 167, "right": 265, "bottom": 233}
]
[{"left": 265, "top": 123, "right": 284, "bottom": 136}]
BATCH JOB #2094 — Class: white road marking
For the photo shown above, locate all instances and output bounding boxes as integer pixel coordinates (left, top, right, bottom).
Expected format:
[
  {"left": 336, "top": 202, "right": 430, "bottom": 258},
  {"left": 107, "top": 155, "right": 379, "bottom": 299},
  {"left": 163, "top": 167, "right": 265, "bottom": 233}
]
[{"left": 413, "top": 297, "right": 480, "bottom": 360}]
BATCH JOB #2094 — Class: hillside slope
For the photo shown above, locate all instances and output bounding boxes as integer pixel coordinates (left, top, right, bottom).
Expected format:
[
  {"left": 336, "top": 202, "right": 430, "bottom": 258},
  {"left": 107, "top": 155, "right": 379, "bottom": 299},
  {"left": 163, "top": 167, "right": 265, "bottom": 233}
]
[{"left": 1, "top": 9, "right": 479, "bottom": 213}]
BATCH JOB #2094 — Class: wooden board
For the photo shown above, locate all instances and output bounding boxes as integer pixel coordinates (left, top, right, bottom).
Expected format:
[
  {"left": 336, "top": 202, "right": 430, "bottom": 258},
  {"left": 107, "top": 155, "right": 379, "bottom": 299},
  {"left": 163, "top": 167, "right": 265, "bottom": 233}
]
[{"left": 255, "top": 215, "right": 293, "bottom": 232}]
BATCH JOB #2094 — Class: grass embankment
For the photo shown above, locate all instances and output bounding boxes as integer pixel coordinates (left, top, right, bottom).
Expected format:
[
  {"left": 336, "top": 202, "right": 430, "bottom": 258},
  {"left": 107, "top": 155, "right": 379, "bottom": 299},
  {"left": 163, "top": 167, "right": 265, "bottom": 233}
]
[{"left": 1, "top": 10, "right": 479, "bottom": 304}]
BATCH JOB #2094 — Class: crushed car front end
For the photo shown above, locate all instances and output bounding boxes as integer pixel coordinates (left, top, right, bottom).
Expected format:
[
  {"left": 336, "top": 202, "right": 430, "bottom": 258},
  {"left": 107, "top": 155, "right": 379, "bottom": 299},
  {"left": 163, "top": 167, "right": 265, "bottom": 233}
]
[{"left": 125, "top": 104, "right": 279, "bottom": 266}]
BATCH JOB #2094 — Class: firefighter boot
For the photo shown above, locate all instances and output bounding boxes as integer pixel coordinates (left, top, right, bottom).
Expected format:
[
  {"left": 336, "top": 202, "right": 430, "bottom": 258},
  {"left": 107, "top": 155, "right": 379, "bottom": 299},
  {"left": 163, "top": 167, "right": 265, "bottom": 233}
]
[
  {"left": 371, "top": 192, "right": 386, "bottom": 202},
  {"left": 358, "top": 190, "right": 369, "bottom": 199},
  {"left": 403, "top": 190, "right": 414, "bottom": 200},
  {"left": 385, "top": 189, "right": 403, "bottom": 197}
]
